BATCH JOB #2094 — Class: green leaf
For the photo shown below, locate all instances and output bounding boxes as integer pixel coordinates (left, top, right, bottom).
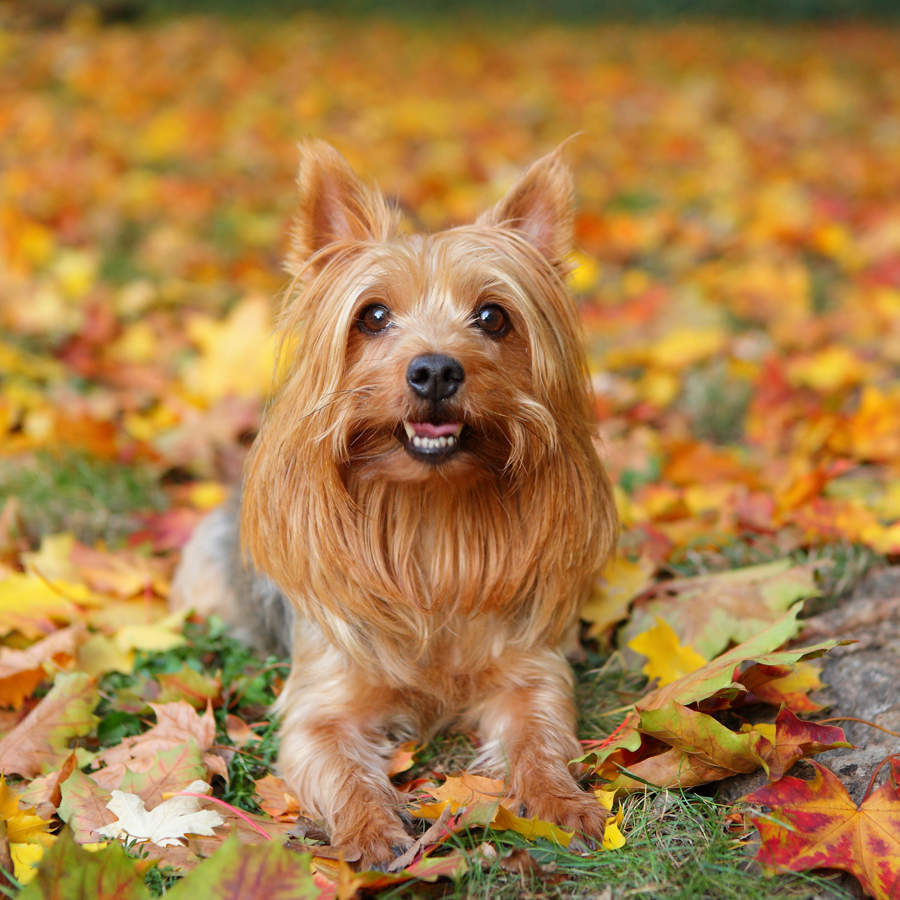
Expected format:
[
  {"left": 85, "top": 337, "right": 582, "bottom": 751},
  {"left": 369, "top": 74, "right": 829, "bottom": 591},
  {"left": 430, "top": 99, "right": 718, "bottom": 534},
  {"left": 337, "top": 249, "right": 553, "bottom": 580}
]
[
  {"left": 164, "top": 833, "right": 319, "bottom": 899},
  {"left": 18, "top": 828, "right": 150, "bottom": 900}
]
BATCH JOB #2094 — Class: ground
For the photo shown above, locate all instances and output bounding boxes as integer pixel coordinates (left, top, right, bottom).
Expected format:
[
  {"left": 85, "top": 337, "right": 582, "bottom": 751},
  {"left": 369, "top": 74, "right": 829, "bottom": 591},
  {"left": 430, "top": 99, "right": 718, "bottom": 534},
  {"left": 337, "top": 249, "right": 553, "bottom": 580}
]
[{"left": 1, "top": 8, "right": 899, "bottom": 899}]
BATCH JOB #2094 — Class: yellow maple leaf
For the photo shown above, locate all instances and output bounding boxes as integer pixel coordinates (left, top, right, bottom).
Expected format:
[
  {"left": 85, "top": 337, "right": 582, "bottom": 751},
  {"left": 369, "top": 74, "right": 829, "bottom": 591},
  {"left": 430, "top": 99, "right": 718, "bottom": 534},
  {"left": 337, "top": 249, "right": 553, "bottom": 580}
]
[
  {"left": 183, "top": 296, "right": 276, "bottom": 404},
  {"left": 583, "top": 556, "right": 655, "bottom": 638},
  {"left": 0, "top": 573, "right": 81, "bottom": 639},
  {"left": 627, "top": 617, "right": 707, "bottom": 686},
  {"left": 0, "top": 777, "right": 55, "bottom": 884},
  {"left": 21, "top": 533, "right": 80, "bottom": 584},
  {"left": 113, "top": 609, "right": 187, "bottom": 654},
  {"left": 76, "top": 633, "right": 136, "bottom": 676},
  {"left": 646, "top": 327, "right": 727, "bottom": 369},
  {"left": 786, "top": 346, "right": 871, "bottom": 393}
]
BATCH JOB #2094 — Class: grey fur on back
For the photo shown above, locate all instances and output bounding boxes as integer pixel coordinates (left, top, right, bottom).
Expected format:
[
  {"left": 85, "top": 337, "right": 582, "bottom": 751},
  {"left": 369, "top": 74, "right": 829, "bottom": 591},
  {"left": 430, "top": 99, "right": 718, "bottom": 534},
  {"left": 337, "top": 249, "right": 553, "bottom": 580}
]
[{"left": 170, "top": 493, "right": 294, "bottom": 657}]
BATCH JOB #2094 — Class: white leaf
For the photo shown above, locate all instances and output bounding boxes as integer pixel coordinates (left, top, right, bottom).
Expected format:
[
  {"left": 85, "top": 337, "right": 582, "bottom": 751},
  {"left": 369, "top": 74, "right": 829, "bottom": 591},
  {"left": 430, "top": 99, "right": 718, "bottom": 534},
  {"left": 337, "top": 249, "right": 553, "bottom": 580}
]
[{"left": 97, "top": 779, "right": 224, "bottom": 848}]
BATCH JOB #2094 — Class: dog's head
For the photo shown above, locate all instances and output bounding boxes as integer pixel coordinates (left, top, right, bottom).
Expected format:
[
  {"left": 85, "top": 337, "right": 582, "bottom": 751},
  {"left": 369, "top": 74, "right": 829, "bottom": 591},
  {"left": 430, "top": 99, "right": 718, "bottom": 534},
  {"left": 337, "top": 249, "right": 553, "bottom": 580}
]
[
  {"left": 241, "top": 142, "right": 615, "bottom": 633},
  {"left": 255, "top": 139, "right": 594, "bottom": 487}
]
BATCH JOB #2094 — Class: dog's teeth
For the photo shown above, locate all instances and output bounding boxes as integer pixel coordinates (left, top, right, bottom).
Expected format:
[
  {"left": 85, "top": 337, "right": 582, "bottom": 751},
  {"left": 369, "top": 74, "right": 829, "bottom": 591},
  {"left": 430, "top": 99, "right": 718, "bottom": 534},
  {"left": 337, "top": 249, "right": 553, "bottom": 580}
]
[
  {"left": 437, "top": 437, "right": 447, "bottom": 448},
  {"left": 404, "top": 422, "right": 415, "bottom": 440},
  {"left": 453, "top": 424, "right": 463, "bottom": 437},
  {"left": 413, "top": 435, "right": 423, "bottom": 447}
]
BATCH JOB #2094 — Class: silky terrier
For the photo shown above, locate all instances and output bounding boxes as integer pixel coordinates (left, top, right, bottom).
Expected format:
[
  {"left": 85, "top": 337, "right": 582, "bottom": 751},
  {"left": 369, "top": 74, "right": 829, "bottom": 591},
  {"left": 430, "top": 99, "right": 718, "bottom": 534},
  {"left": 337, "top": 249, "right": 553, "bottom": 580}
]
[{"left": 172, "top": 140, "right": 616, "bottom": 866}]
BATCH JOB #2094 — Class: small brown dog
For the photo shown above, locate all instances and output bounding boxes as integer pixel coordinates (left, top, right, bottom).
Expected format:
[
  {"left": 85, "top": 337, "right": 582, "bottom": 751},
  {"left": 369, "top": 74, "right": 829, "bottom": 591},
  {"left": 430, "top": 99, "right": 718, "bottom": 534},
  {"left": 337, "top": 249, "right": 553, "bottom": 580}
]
[{"left": 172, "top": 140, "right": 616, "bottom": 867}]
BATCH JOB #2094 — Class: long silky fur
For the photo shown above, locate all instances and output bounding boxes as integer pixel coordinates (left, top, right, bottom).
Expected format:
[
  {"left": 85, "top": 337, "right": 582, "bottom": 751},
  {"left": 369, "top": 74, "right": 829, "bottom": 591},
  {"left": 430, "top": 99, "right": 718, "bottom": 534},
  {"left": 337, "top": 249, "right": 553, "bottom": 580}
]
[
  {"left": 179, "top": 140, "right": 619, "bottom": 864},
  {"left": 241, "top": 224, "right": 616, "bottom": 684}
]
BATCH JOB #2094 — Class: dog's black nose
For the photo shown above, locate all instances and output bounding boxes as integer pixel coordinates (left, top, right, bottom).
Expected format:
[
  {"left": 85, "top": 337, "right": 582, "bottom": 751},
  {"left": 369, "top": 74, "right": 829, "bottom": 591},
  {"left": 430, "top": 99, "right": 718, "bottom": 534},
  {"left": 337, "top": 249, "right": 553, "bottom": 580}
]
[{"left": 407, "top": 354, "right": 464, "bottom": 401}]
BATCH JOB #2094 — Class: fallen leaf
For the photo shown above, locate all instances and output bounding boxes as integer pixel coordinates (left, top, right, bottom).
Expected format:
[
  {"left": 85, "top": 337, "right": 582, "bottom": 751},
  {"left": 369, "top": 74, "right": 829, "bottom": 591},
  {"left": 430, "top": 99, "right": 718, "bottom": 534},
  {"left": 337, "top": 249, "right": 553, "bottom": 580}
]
[
  {"left": 163, "top": 832, "right": 318, "bottom": 899},
  {"left": 97, "top": 780, "right": 224, "bottom": 848},
  {"left": 0, "top": 672, "right": 97, "bottom": 777},
  {"left": 0, "top": 573, "right": 80, "bottom": 639},
  {"left": 58, "top": 769, "right": 115, "bottom": 843},
  {"left": 621, "top": 560, "right": 820, "bottom": 661},
  {"left": 744, "top": 759, "right": 900, "bottom": 900},
  {"left": 255, "top": 773, "right": 300, "bottom": 822},
  {"left": 113, "top": 610, "right": 186, "bottom": 654},
  {"left": 627, "top": 616, "right": 707, "bottom": 686},
  {"left": 762, "top": 708, "right": 852, "bottom": 781},
  {"left": 582, "top": 555, "right": 656, "bottom": 637},
  {"left": 0, "top": 626, "right": 83, "bottom": 708},
  {"left": 0, "top": 776, "right": 55, "bottom": 884},
  {"left": 17, "top": 828, "right": 150, "bottom": 900},
  {"left": 426, "top": 774, "right": 508, "bottom": 812}
]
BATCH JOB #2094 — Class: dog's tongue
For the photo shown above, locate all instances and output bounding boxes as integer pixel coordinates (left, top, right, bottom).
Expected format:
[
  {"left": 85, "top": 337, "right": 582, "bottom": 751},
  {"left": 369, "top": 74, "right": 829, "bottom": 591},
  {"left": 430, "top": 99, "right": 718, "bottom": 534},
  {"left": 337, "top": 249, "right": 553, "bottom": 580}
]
[{"left": 410, "top": 422, "right": 460, "bottom": 438}]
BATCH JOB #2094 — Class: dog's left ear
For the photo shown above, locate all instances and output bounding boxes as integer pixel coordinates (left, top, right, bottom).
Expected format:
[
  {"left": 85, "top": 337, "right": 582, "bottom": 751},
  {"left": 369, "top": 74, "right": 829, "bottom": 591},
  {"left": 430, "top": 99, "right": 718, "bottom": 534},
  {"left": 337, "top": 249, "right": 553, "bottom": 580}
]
[{"left": 478, "top": 145, "right": 574, "bottom": 269}]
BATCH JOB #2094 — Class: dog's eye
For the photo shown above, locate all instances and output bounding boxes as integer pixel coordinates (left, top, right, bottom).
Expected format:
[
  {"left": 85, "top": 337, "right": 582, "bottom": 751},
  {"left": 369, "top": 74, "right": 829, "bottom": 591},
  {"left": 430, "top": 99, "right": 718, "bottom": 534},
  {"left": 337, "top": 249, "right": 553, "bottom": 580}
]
[
  {"left": 473, "top": 303, "right": 510, "bottom": 338},
  {"left": 358, "top": 303, "right": 392, "bottom": 334}
]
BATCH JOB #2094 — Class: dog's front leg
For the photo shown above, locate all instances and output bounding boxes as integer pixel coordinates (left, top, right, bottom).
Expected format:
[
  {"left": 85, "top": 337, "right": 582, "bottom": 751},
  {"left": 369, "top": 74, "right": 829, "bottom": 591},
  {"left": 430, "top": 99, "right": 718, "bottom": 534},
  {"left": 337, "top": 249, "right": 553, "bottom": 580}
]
[
  {"left": 275, "top": 646, "right": 412, "bottom": 868},
  {"left": 472, "top": 649, "right": 608, "bottom": 841}
]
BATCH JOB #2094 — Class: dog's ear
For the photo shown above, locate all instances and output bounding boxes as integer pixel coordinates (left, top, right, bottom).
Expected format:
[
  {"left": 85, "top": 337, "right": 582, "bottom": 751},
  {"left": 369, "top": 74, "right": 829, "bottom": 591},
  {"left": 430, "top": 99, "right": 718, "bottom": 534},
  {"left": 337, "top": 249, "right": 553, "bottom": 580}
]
[
  {"left": 287, "top": 140, "right": 394, "bottom": 275},
  {"left": 478, "top": 144, "right": 574, "bottom": 269}
]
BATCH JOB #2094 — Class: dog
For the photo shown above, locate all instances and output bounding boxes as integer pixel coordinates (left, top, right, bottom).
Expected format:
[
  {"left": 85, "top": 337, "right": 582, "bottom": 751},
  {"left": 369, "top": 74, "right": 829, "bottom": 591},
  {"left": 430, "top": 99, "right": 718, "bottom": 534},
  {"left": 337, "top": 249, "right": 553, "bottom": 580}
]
[{"left": 171, "top": 140, "right": 617, "bottom": 867}]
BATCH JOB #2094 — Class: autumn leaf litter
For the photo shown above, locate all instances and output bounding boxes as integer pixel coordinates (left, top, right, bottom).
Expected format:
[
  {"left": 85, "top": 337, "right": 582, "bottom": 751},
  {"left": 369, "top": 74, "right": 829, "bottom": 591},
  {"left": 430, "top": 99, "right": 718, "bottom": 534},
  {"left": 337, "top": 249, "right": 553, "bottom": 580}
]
[{"left": 1, "top": 10, "right": 899, "bottom": 900}]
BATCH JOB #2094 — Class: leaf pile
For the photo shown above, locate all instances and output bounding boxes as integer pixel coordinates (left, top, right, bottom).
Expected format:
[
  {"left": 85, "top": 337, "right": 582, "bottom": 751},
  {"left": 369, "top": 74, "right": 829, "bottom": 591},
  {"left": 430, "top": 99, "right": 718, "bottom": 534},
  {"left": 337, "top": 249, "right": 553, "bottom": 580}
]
[{"left": 1, "top": 11, "right": 899, "bottom": 899}]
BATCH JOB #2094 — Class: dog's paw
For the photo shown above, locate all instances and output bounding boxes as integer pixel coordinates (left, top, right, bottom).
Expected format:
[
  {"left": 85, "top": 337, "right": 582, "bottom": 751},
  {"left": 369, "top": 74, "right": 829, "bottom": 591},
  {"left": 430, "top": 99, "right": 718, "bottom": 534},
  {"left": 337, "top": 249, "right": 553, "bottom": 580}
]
[
  {"left": 331, "top": 813, "right": 412, "bottom": 870},
  {"left": 524, "top": 788, "right": 610, "bottom": 842}
]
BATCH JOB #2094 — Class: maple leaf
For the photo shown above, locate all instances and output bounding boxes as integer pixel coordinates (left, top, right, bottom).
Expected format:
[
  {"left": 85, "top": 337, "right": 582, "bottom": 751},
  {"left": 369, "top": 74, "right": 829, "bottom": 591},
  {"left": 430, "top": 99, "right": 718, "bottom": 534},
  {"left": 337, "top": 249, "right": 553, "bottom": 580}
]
[
  {"left": 601, "top": 701, "right": 772, "bottom": 791},
  {"left": 17, "top": 828, "right": 150, "bottom": 900},
  {"left": 579, "top": 608, "right": 841, "bottom": 777},
  {"left": 582, "top": 555, "right": 656, "bottom": 638},
  {"left": 425, "top": 774, "right": 509, "bottom": 812},
  {"left": 89, "top": 701, "right": 215, "bottom": 798},
  {"left": 737, "top": 661, "right": 825, "bottom": 713},
  {"left": 19, "top": 752, "right": 78, "bottom": 820},
  {"left": 744, "top": 759, "right": 900, "bottom": 900},
  {"left": 0, "top": 625, "right": 83, "bottom": 709},
  {"left": 0, "top": 572, "right": 81, "bottom": 639},
  {"left": 0, "top": 672, "right": 97, "bottom": 777},
  {"left": 0, "top": 777, "right": 55, "bottom": 884},
  {"left": 97, "top": 780, "right": 224, "bottom": 848},
  {"left": 762, "top": 708, "right": 851, "bottom": 781},
  {"left": 254, "top": 773, "right": 300, "bottom": 822},
  {"left": 112, "top": 609, "right": 186, "bottom": 655},
  {"left": 162, "top": 833, "right": 319, "bottom": 900},
  {"left": 155, "top": 664, "right": 221, "bottom": 708},
  {"left": 182, "top": 296, "right": 276, "bottom": 403},
  {"left": 58, "top": 768, "right": 115, "bottom": 843},
  {"left": 626, "top": 616, "right": 707, "bottom": 686},
  {"left": 620, "top": 560, "right": 820, "bottom": 661}
]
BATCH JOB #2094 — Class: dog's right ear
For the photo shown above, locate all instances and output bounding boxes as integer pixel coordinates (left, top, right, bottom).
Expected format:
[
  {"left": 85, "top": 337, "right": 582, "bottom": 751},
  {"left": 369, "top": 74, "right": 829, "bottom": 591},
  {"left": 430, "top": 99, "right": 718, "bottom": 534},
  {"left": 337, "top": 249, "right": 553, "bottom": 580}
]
[{"left": 286, "top": 140, "right": 394, "bottom": 275}]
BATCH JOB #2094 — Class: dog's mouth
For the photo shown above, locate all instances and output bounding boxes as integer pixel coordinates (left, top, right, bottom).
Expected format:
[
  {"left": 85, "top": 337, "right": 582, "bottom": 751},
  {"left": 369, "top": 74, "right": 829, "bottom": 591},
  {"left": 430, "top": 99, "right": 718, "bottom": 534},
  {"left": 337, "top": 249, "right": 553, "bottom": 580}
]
[{"left": 398, "top": 420, "right": 465, "bottom": 464}]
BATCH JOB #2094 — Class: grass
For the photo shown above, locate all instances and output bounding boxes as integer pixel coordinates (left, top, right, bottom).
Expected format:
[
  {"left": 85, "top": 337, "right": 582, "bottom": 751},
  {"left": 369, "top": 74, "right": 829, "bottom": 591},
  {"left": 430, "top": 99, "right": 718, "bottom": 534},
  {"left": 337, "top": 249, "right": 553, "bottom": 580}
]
[
  {"left": 372, "top": 792, "right": 853, "bottom": 899},
  {"left": 101, "top": 622, "right": 853, "bottom": 898},
  {"left": 0, "top": 451, "right": 167, "bottom": 544}
]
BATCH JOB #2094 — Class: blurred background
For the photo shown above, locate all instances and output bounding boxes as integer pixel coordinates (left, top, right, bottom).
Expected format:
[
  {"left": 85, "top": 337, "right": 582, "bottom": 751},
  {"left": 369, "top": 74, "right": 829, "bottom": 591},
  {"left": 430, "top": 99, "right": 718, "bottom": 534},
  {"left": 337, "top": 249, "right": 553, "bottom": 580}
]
[{"left": 1, "top": 1, "right": 899, "bottom": 578}]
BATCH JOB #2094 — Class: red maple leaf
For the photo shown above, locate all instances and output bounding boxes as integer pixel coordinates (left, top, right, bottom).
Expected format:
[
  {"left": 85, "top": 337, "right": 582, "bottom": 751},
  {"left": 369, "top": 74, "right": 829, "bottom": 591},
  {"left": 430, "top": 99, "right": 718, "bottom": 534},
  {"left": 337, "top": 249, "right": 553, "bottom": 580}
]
[{"left": 744, "top": 758, "right": 900, "bottom": 900}]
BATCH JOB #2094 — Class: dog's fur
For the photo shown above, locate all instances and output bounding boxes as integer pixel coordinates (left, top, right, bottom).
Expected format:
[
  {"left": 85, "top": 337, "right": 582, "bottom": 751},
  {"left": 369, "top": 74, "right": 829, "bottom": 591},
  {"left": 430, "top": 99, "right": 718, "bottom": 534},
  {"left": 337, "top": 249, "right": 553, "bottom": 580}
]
[{"left": 171, "top": 140, "right": 617, "bottom": 867}]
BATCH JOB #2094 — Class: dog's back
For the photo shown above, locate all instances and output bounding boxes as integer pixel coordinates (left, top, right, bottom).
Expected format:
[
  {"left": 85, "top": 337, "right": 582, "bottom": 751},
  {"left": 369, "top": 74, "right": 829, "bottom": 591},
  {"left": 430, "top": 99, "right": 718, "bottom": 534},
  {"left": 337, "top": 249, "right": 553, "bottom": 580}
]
[{"left": 170, "top": 494, "right": 293, "bottom": 656}]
